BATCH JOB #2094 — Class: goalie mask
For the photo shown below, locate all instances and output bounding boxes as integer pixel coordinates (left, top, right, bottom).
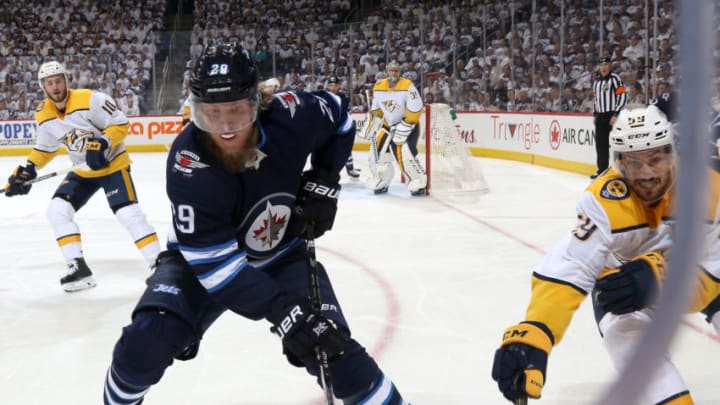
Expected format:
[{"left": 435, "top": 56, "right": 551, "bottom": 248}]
[
  {"left": 387, "top": 60, "right": 401, "bottom": 88},
  {"left": 38, "top": 61, "right": 69, "bottom": 104},
  {"left": 189, "top": 42, "right": 259, "bottom": 135}
]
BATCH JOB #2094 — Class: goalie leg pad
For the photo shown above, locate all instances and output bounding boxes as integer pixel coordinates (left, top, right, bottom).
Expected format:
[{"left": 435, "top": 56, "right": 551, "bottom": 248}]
[
  {"left": 368, "top": 130, "right": 394, "bottom": 193},
  {"left": 398, "top": 143, "right": 427, "bottom": 193}
]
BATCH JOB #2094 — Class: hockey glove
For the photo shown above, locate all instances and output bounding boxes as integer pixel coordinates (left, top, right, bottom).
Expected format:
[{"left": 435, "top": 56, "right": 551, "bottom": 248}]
[
  {"left": 595, "top": 252, "right": 665, "bottom": 315},
  {"left": 268, "top": 296, "right": 349, "bottom": 361},
  {"left": 391, "top": 120, "right": 414, "bottom": 145},
  {"left": 4, "top": 163, "right": 37, "bottom": 197},
  {"left": 491, "top": 321, "right": 553, "bottom": 402},
  {"left": 86, "top": 137, "right": 110, "bottom": 170},
  {"left": 287, "top": 170, "right": 340, "bottom": 239}
]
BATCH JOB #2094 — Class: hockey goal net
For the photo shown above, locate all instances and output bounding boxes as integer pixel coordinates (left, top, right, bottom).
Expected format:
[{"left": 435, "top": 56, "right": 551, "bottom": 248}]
[{"left": 419, "top": 103, "right": 489, "bottom": 195}]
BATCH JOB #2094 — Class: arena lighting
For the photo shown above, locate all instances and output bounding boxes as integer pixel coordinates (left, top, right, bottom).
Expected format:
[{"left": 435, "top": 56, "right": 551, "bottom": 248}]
[{"left": 598, "top": 1, "right": 714, "bottom": 403}]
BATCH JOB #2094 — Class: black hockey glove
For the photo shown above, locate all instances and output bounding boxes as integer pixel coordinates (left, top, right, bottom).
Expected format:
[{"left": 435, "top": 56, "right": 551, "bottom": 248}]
[
  {"left": 268, "top": 296, "right": 349, "bottom": 361},
  {"left": 701, "top": 294, "right": 720, "bottom": 323},
  {"left": 595, "top": 252, "right": 665, "bottom": 315},
  {"left": 4, "top": 163, "right": 37, "bottom": 197},
  {"left": 86, "top": 137, "right": 110, "bottom": 170},
  {"left": 491, "top": 321, "right": 553, "bottom": 402},
  {"left": 287, "top": 170, "right": 341, "bottom": 239}
]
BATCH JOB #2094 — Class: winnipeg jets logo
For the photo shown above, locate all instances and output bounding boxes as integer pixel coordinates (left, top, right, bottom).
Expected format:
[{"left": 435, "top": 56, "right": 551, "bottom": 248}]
[
  {"left": 274, "top": 91, "right": 301, "bottom": 118},
  {"left": 248, "top": 201, "right": 291, "bottom": 250},
  {"left": 59, "top": 128, "right": 95, "bottom": 152},
  {"left": 173, "top": 150, "right": 209, "bottom": 174}
]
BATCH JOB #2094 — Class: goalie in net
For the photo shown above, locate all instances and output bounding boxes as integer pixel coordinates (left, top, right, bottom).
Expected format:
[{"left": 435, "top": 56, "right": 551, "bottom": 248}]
[
  {"left": 361, "top": 60, "right": 428, "bottom": 196},
  {"left": 360, "top": 63, "right": 488, "bottom": 196}
]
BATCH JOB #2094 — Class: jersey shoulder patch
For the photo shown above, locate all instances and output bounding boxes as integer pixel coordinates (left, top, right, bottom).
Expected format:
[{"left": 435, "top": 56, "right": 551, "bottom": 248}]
[{"left": 599, "top": 178, "right": 630, "bottom": 200}]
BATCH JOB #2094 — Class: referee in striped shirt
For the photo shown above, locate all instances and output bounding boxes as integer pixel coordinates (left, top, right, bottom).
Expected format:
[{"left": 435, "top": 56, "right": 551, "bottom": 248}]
[{"left": 591, "top": 56, "right": 627, "bottom": 178}]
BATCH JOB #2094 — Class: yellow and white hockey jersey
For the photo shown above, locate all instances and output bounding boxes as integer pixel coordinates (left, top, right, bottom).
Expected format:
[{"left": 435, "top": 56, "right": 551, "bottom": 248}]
[
  {"left": 371, "top": 77, "right": 424, "bottom": 127},
  {"left": 30, "top": 89, "right": 130, "bottom": 178},
  {"left": 525, "top": 166, "right": 720, "bottom": 344}
]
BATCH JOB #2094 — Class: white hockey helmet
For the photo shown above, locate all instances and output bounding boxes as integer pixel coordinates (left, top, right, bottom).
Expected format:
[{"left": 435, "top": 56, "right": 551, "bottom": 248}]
[
  {"left": 38, "top": 61, "right": 69, "bottom": 89},
  {"left": 610, "top": 105, "right": 673, "bottom": 159}
]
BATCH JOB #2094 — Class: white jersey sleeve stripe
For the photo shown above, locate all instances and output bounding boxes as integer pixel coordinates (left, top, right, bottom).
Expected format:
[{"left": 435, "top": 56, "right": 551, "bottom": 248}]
[
  {"left": 179, "top": 239, "right": 239, "bottom": 264},
  {"left": 198, "top": 253, "right": 248, "bottom": 292}
]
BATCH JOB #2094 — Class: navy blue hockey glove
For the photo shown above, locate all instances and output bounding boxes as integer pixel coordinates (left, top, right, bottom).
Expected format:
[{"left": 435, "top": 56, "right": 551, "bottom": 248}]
[
  {"left": 595, "top": 252, "right": 665, "bottom": 315},
  {"left": 287, "top": 170, "right": 341, "bottom": 239},
  {"left": 86, "top": 137, "right": 110, "bottom": 170},
  {"left": 4, "top": 163, "right": 37, "bottom": 197},
  {"left": 701, "top": 294, "right": 720, "bottom": 323},
  {"left": 491, "top": 321, "right": 553, "bottom": 402},
  {"left": 268, "top": 296, "right": 349, "bottom": 362}
]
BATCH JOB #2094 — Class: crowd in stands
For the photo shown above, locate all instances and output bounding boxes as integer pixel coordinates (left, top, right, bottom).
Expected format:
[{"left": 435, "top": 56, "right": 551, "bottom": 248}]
[
  {"left": 180, "top": 0, "right": 681, "bottom": 115},
  {"left": 0, "top": 0, "right": 686, "bottom": 120},
  {"left": 0, "top": 0, "right": 166, "bottom": 119}
]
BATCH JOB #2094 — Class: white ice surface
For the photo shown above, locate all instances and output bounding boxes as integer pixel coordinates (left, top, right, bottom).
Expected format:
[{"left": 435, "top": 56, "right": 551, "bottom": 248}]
[{"left": 1, "top": 152, "right": 718, "bottom": 404}]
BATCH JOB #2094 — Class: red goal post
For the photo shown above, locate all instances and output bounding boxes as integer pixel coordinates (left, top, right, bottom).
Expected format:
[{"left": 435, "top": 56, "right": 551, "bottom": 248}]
[{"left": 421, "top": 103, "right": 489, "bottom": 195}]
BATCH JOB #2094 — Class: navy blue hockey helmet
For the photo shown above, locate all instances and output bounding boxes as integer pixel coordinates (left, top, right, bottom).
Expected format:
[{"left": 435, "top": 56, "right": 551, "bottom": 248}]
[{"left": 190, "top": 42, "right": 258, "bottom": 103}]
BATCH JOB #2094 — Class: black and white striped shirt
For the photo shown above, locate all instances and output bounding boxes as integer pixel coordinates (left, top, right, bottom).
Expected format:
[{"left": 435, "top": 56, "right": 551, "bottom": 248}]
[{"left": 592, "top": 72, "right": 627, "bottom": 114}]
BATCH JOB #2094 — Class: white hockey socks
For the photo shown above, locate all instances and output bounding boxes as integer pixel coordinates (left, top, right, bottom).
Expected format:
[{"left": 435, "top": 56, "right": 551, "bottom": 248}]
[
  {"left": 115, "top": 204, "right": 161, "bottom": 268},
  {"left": 47, "top": 197, "right": 84, "bottom": 262}
]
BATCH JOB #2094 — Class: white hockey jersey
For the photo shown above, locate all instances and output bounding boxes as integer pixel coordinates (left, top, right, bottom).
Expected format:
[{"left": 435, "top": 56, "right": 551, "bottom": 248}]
[
  {"left": 371, "top": 77, "right": 424, "bottom": 127},
  {"left": 30, "top": 89, "right": 130, "bottom": 178},
  {"left": 524, "top": 166, "right": 720, "bottom": 344}
]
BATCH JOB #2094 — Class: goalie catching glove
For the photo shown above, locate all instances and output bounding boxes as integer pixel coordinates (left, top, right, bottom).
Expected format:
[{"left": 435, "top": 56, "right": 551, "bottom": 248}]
[
  {"left": 491, "top": 321, "right": 553, "bottom": 402},
  {"left": 391, "top": 120, "right": 414, "bottom": 144},
  {"left": 4, "top": 163, "right": 37, "bottom": 197},
  {"left": 268, "top": 296, "right": 350, "bottom": 362},
  {"left": 286, "top": 170, "right": 341, "bottom": 239},
  {"left": 595, "top": 251, "right": 665, "bottom": 315}
]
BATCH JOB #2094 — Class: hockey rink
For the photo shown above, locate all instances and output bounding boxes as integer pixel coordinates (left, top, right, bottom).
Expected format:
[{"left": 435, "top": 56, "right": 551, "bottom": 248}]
[{"left": 2, "top": 151, "right": 720, "bottom": 405}]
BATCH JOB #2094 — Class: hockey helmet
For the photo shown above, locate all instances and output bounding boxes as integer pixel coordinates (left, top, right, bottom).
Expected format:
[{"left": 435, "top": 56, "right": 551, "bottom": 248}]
[
  {"left": 189, "top": 42, "right": 259, "bottom": 133},
  {"left": 386, "top": 60, "right": 401, "bottom": 87},
  {"left": 610, "top": 105, "right": 674, "bottom": 159},
  {"left": 386, "top": 60, "right": 401, "bottom": 72},
  {"left": 190, "top": 42, "right": 258, "bottom": 104},
  {"left": 37, "top": 61, "right": 69, "bottom": 100}
]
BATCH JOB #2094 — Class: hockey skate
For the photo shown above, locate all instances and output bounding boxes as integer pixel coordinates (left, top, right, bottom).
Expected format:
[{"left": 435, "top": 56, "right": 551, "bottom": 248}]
[
  {"left": 345, "top": 164, "right": 361, "bottom": 179},
  {"left": 61, "top": 257, "right": 97, "bottom": 292}
]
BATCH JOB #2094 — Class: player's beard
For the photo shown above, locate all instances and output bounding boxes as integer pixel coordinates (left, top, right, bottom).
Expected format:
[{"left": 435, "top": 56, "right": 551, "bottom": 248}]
[{"left": 202, "top": 127, "right": 260, "bottom": 173}]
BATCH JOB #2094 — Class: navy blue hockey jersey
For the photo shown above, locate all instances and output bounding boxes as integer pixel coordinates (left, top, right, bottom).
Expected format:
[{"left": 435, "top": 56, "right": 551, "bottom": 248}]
[{"left": 165, "top": 90, "right": 354, "bottom": 318}]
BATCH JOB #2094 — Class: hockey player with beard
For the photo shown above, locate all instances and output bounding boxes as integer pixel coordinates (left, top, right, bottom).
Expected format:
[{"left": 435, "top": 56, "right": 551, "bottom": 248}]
[
  {"left": 3, "top": 61, "right": 161, "bottom": 292},
  {"left": 491, "top": 105, "right": 720, "bottom": 404},
  {"left": 363, "top": 60, "right": 426, "bottom": 195},
  {"left": 103, "top": 43, "right": 409, "bottom": 405}
]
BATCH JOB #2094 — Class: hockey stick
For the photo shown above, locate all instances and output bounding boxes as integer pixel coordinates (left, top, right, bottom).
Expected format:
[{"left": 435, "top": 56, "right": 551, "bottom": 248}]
[
  {"left": 305, "top": 227, "right": 335, "bottom": 405},
  {"left": 1, "top": 164, "right": 86, "bottom": 196},
  {"left": 514, "top": 374, "right": 528, "bottom": 405}
]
